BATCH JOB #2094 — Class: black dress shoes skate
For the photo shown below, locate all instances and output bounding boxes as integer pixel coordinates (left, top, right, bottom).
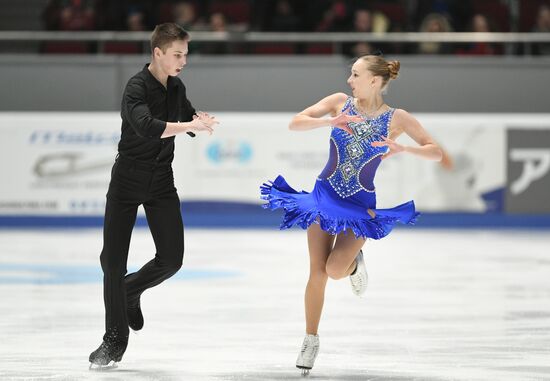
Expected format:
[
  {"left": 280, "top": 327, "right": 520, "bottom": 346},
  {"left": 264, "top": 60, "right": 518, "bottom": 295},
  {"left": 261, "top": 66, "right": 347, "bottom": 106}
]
[
  {"left": 89, "top": 339, "right": 128, "bottom": 369},
  {"left": 127, "top": 297, "right": 144, "bottom": 331}
]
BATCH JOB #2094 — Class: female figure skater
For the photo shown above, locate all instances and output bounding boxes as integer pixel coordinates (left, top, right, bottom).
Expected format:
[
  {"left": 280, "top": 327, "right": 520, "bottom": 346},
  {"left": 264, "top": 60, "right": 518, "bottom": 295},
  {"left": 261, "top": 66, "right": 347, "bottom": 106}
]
[{"left": 261, "top": 54, "right": 443, "bottom": 375}]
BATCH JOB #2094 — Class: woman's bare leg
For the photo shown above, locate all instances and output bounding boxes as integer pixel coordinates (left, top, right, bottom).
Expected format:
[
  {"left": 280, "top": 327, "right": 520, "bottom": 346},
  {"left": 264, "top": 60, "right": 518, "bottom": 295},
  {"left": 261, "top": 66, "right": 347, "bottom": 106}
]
[
  {"left": 305, "top": 223, "right": 335, "bottom": 334},
  {"left": 325, "top": 231, "right": 366, "bottom": 280}
]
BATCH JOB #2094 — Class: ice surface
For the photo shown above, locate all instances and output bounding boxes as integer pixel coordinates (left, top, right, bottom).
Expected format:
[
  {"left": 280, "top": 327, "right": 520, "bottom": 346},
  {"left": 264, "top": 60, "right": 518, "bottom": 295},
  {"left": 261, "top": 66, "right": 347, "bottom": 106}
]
[{"left": 0, "top": 228, "right": 549, "bottom": 380}]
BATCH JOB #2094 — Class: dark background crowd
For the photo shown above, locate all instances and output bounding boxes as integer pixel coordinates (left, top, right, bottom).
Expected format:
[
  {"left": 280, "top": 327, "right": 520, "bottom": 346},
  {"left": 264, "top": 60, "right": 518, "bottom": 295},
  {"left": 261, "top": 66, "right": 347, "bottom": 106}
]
[{"left": 27, "top": 0, "right": 550, "bottom": 55}]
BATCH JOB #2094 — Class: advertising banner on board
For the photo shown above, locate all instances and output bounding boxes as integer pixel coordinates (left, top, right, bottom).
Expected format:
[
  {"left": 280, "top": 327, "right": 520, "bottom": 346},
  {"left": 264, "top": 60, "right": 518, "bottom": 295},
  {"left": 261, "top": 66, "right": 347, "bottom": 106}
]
[{"left": 0, "top": 112, "right": 549, "bottom": 218}]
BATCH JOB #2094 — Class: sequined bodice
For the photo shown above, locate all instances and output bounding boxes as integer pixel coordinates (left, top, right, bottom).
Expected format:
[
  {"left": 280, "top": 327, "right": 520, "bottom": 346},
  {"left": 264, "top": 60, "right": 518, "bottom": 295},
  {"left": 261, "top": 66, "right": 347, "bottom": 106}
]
[{"left": 319, "top": 97, "right": 394, "bottom": 198}]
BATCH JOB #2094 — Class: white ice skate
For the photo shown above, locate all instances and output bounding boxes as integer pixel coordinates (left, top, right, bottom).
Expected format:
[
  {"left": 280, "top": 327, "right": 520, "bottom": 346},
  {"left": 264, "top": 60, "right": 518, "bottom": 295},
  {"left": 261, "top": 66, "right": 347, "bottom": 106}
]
[
  {"left": 349, "top": 250, "right": 368, "bottom": 296},
  {"left": 296, "top": 334, "right": 319, "bottom": 376}
]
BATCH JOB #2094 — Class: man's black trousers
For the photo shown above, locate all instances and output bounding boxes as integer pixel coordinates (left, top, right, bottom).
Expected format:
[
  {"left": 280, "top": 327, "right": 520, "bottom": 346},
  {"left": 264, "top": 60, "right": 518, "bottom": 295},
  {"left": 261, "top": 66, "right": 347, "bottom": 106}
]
[{"left": 100, "top": 156, "right": 184, "bottom": 342}]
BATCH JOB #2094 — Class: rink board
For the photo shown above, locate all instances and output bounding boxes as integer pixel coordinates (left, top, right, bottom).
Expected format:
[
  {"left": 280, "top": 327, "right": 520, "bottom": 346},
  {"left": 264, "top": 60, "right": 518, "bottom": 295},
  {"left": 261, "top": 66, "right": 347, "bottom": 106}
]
[{"left": 0, "top": 112, "right": 549, "bottom": 227}]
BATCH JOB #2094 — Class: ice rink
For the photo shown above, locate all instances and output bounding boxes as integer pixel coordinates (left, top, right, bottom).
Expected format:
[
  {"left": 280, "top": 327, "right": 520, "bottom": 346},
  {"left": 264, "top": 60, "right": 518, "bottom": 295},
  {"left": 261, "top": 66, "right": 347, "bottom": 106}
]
[{"left": 0, "top": 228, "right": 549, "bottom": 381}]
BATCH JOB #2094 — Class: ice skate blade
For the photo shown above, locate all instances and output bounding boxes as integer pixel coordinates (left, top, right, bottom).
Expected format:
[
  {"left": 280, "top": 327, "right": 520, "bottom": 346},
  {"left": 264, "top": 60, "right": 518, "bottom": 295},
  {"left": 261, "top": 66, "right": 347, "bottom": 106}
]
[
  {"left": 89, "top": 361, "right": 118, "bottom": 371},
  {"left": 297, "top": 366, "right": 311, "bottom": 377}
]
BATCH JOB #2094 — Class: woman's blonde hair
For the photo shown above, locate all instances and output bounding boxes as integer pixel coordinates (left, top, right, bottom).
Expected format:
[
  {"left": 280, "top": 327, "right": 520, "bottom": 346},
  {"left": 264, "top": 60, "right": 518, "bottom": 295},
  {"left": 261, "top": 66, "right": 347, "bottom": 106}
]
[{"left": 359, "top": 55, "right": 400, "bottom": 87}]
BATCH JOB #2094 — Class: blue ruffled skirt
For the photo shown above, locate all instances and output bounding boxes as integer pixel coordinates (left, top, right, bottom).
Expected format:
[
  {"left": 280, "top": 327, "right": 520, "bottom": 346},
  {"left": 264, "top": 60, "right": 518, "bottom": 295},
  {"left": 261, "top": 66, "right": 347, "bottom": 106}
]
[{"left": 260, "top": 175, "right": 419, "bottom": 240}]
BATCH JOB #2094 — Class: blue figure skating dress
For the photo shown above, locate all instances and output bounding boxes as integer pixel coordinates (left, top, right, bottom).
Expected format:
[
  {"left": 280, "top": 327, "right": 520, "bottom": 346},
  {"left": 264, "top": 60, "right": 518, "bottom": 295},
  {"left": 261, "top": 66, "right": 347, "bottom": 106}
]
[{"left": 261, "top": 96, "right": 419, "bottom": 239}]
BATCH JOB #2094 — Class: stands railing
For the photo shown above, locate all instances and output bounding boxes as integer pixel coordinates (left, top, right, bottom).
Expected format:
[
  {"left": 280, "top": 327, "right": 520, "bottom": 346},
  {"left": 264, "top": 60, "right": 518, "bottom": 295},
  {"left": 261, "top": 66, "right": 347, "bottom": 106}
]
[{"left": 1, "top": 31, "right": 549, "bottom": 54}]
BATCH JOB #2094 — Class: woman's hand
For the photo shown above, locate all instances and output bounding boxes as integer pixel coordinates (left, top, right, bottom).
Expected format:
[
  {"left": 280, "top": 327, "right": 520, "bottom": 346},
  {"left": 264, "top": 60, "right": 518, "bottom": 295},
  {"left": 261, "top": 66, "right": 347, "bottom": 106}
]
[
  {"left": 371, "top": 136, "right": 405, "bottom": 160},
  {"left": 330, "top": 113, "right": 363, "bottom": 134}
]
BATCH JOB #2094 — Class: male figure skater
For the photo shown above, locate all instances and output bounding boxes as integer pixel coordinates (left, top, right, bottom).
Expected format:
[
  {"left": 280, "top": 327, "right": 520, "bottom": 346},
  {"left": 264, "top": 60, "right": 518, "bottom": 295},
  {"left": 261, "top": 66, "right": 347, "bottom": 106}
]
[{"left": 89, "top": 23, "right": 218, "bottom": 368}]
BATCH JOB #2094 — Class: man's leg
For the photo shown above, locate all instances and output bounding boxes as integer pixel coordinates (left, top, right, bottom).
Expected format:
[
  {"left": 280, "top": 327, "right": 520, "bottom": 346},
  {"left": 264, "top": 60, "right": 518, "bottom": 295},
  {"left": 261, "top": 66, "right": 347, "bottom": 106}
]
[
  {"left": 90, "top": 194, "right": 139, "bottom": 367},
  {"left": 100, "top": 196, "right": 139, "bottom": 342},
  {"left": 125, "top": 189, "right": 184, "bottom": 318}
]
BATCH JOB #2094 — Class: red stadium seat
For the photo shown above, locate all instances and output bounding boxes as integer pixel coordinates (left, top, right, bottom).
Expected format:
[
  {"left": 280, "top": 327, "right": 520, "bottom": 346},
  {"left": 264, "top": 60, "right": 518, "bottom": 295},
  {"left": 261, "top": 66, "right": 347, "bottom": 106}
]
[
  {"left": 253, "top": 43, "right": 295, "bottom": 54},
  {"left": 42, "top": 42, "right": 90, "bottom": 54},
  {"left": 102, "top": 42, "right": 142, "bottom": 54},
  {"left": 306, "top": 44, "right": 334, "bottom": 55}
]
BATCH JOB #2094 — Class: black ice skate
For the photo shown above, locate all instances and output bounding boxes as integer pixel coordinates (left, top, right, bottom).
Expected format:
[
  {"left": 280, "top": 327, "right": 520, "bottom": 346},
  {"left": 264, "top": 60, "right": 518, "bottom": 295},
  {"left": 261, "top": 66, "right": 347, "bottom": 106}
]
[
  {"left": 89, "top": 340, "right": 127, "bottom": 370},
  {"left": 127, "top": 297, "right": 144, "bottom": 331}
]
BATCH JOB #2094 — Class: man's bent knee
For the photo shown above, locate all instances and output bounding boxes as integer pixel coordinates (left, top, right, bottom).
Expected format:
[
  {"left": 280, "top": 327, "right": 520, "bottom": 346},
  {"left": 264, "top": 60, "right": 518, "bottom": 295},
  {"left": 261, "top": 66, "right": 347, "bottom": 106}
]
[{"left": 160, "top": 248, "right": 184, "bottom": 274}]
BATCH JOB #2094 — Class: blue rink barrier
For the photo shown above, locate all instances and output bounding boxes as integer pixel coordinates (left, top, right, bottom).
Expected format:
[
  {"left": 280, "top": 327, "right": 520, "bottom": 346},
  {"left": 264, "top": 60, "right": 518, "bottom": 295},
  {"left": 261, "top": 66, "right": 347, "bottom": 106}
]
[{"left": 1, "top": 202, "right": 550, "bottom": 229}]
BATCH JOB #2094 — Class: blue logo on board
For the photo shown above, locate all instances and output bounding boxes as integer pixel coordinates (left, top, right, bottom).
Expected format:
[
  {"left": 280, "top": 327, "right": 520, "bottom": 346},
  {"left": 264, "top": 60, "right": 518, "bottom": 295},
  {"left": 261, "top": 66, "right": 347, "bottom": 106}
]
[{"left": 206, "top": 141, "right": 252, "bottom": 164}]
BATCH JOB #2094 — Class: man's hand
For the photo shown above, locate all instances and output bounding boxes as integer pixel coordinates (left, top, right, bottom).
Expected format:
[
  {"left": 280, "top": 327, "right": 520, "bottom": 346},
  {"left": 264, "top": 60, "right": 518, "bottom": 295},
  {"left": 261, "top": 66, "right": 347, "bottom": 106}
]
[
  {"left": 330, "top": 113, "right": 363, "bottom": 134},
  {"left": 187, "top": 112, "right": 219, "bottom": 135}
]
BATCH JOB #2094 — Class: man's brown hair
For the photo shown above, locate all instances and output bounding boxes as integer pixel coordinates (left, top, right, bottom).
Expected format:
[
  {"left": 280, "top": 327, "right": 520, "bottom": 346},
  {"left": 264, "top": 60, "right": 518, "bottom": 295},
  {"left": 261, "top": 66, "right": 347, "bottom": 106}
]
[{"left": 151, "top": 23, "right": 189, "bottom": 53}]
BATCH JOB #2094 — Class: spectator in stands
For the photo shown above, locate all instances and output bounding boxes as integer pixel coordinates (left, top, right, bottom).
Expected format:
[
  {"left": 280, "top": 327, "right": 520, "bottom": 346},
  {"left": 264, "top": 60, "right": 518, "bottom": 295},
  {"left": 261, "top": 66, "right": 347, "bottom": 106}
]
[
  {"left": 532, "top": 4, "right": 550, "bottom": 55},
  {"left": 210, "top": 12, "right": 227, "bottom": 32},
  {"left": 268, "top": 0, "right": 300, "bottom": 31},
  {"left": 201, "top": 12, "right": 228, "bottom": 54},
  {"left": 59, "top": 0, "right": 97, "bottom": 31},
  {"left": 315, "top": 0, "right": 350, "bottom": 32},
  {"left": 344, "top": 8, "right": 387, "bottom": 57},
  {"left": 126, "top": 8, "right": 146, "bottom": 31},
  {"left": 90, "top": 1, "right": 152, "bottom": 31},
  {"left": 417, "top": 13, "right": 454, "bottom": 54},
  {"left": 458, "top": 13, "right": 499, "bottom": 55},
  {"left": 41, "top": 0, "right": 97, "bottom": 53},
  {"left": 471, "top": 13, "right": 491, "bottom": 33},
  {"left": 100, "top": 7, "right": 145, "bottom": 54},
  {"left": 353, "top": 8, "right": 373, "bottom": 33},
  {"left": 173, "top": 1, "right": 197, "bottom": 31},
  {"left": 413, "top": 0, "right": 472, "bottom": 32},
  {"left": 173, "top": 1, "right": 203, "bottom": 54}
]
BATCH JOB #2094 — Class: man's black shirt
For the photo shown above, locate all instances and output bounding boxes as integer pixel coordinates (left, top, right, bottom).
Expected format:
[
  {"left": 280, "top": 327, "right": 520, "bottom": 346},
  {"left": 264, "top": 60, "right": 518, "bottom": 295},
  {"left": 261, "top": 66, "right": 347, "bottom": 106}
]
[{"left": 118, "top": 64, "right": 196, "bottom": 164}]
